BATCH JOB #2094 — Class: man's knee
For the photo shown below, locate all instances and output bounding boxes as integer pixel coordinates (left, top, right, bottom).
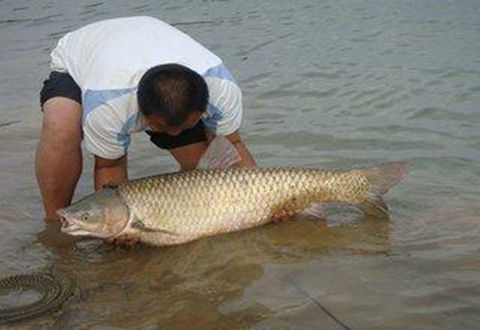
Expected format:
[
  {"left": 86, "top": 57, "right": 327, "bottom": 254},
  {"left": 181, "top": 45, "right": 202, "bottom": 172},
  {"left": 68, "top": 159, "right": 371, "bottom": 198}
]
[{"left": 41, "top": 97, "right": 83, "bottom": 145}]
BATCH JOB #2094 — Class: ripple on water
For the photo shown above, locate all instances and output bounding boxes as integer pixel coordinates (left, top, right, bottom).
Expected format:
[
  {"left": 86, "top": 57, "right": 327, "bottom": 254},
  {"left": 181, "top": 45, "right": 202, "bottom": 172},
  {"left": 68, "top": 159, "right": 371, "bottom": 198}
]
[{"left": 0, "top": 0, "right": 479, "bottom": 328}]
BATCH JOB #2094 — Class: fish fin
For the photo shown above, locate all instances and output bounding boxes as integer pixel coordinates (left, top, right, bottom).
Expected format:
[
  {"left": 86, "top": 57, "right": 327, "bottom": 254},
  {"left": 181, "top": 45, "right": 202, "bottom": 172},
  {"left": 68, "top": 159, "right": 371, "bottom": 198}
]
[
  {"left": 358, "top": 197, "right": 389, "bottom": 219},
  {"left": 363, "top": 161, "right": 408, "bottom": 195},
  {"left": 131, "top": 219, "right": 177, "bottom": 236},
  {"left": 300, "top": 202, "right": 326, "bottom": 219},
  {"left": 197, "top": 135, "right": 241, "bottom": 169},
  {"left": 357, "top": 161, "right": 408, "bottom": 218}
]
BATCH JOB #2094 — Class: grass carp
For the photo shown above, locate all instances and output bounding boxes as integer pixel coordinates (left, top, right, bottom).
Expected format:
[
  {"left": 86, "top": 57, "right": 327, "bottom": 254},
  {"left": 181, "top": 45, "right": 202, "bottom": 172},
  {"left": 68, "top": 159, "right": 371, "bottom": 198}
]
[{"left": 57, "top": 136, "right": 407, "bottom": 246}]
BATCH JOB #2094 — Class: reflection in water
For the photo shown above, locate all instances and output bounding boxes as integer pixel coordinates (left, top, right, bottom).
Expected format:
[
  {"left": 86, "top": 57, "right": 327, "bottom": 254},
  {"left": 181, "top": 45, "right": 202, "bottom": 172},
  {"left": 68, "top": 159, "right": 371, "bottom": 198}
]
[{"left": 33, "top": 213, "right": 391, "bottom": 328}]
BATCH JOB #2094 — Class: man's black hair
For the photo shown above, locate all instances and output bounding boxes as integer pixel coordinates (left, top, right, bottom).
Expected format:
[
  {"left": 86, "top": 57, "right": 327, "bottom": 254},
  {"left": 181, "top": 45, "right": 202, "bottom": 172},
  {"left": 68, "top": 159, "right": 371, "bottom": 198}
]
[{"left": 137, "top": 64, "right": 209, "bottom": 126}]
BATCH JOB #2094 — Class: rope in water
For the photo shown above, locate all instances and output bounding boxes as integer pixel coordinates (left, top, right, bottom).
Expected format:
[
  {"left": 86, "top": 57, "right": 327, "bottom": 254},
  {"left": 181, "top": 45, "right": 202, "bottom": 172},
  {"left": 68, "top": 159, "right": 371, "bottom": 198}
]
[{"left": 0, "top": 273, "right": 75, "bottom": 325}]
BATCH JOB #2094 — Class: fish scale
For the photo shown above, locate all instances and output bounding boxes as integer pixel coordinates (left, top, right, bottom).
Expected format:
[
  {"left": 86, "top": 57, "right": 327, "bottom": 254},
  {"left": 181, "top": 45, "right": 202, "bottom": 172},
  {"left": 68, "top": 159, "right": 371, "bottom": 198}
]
[{"left": 116, "top": 167, "right": 371, "bottom": 246}]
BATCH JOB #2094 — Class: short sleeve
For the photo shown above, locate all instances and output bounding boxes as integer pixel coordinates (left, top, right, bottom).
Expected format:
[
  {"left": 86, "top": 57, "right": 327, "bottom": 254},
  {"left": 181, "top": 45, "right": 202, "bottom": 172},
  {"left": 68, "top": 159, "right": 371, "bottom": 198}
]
[
  {"left": 203, "top": 76, "right": 243, "bottom": 136},
  {"left": 83, "top": 104, "right": 128, "bottom": 159}
]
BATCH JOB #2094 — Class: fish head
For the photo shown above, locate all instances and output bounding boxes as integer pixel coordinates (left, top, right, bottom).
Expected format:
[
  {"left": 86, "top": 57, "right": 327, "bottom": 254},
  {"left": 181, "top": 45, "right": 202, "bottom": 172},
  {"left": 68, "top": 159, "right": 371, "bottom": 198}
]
[{"left": 57, "top": 186, "right": 130, "bottom": 238}]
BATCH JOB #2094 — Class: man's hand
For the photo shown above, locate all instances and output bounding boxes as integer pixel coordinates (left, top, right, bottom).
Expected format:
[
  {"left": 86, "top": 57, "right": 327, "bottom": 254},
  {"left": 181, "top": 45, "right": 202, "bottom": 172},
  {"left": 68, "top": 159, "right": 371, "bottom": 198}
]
[{"left": 106, "top": 234, "right": 140, "bottom": 248}]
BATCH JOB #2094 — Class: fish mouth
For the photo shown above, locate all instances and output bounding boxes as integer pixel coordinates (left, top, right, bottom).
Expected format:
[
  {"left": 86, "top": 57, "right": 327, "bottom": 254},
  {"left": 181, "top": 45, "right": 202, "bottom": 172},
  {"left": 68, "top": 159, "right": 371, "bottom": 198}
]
[
  {"left": 57, "top": 210, "right": 87, "bottom": 235},
  {"left": 57, "top": 211, "right": 79, "bottom": 233}
]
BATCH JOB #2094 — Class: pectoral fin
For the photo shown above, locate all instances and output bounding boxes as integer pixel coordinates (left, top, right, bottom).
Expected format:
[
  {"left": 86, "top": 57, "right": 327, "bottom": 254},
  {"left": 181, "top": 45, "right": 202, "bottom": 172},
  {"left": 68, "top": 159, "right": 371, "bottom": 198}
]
[
  {"left": 131, "top": 219, "right": 177, "bottom": 235},
  {"left": 300, "top": 202, "right": 326, "bottom": 219}
]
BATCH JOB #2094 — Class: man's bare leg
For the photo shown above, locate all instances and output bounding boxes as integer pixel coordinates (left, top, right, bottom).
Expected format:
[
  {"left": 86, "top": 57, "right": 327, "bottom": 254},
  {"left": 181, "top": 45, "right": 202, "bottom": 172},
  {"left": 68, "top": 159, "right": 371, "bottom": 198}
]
[{"left": 35, "top": 97, "right": 83, "bottom": 220}]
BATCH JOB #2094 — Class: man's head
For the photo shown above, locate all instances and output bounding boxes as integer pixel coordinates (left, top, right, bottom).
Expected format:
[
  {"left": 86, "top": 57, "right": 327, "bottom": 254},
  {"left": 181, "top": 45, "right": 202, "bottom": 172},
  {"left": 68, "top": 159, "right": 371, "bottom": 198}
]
[{"left": 137, "top": 64, "right": 209, "bottom": 135}]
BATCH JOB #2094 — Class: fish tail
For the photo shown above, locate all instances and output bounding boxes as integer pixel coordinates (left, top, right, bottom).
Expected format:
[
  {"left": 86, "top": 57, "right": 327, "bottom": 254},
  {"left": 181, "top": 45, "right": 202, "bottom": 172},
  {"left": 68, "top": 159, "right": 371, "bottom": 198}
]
[{"left": 357, "top": 161, "right": 408, "bottom": 218}]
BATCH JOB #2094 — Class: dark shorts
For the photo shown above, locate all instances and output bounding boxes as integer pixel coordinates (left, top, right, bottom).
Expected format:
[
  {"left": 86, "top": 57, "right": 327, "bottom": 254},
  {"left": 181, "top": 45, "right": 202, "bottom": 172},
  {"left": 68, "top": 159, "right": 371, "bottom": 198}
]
[
  {"left": 40, "top": 71, "right": 82, "bottom": 107},
  {"left": 39, "top": 71, "right": 206, "bottom": 150}
]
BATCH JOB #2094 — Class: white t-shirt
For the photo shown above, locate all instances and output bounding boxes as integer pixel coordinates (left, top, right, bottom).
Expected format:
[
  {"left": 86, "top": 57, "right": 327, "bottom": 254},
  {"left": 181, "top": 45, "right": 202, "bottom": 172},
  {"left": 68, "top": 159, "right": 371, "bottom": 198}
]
[{"left": 50, "top": 16, "right": 243, "bottom": 159}]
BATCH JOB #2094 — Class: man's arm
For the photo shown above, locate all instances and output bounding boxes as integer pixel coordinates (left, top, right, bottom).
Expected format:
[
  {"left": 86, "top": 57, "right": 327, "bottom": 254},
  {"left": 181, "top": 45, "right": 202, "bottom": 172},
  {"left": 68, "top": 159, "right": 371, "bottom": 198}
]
[
  {"left": 169, "top": 130, "right": 256, "bottom": 170},
  {"left": 219, "top": 130, "right": 256, "bottom": 168},
  {"left": 94, "top": 154, "right": 128, "bottom": 190}
]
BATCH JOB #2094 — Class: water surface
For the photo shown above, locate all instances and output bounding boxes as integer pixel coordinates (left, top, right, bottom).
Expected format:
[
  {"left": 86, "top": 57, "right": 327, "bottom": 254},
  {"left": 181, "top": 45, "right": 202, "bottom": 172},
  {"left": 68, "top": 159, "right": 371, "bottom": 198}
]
[{"left": 0, "top": 0, "right": 479, "bottom": 328}]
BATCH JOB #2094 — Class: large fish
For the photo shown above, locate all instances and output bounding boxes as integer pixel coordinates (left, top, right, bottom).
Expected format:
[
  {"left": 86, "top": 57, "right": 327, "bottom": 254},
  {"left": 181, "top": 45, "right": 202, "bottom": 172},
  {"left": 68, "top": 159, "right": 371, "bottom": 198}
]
[{"left": 57, "top": 138, "right": 407, "bottom": 246}]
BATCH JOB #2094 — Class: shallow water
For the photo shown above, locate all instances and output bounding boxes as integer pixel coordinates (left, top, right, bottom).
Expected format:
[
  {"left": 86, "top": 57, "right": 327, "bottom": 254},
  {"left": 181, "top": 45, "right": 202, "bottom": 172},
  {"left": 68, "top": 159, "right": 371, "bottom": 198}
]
[{"left": 0, "top": 0, "right": 479, "bottom": 328}]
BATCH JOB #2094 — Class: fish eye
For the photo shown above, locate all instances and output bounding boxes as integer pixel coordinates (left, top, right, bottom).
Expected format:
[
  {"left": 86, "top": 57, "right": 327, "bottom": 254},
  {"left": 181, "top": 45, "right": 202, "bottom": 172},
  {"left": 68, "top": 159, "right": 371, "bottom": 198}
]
[{"left": 82, "top": 213, "right": 90, "bottom": 221}]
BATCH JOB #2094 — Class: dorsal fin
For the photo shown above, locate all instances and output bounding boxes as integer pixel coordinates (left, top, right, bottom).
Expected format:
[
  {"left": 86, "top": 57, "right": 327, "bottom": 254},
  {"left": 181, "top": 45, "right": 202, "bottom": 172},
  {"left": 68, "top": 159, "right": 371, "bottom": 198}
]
[{"left": 197, "top": 135, "right": 241, "bottom": 169}]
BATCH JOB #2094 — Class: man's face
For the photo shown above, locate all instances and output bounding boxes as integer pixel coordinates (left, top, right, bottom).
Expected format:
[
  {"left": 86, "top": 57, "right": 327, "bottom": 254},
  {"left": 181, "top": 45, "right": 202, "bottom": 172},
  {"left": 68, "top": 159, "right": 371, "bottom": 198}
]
[{"left": 145, "top": 111, "right": 203, "bottom": 136}]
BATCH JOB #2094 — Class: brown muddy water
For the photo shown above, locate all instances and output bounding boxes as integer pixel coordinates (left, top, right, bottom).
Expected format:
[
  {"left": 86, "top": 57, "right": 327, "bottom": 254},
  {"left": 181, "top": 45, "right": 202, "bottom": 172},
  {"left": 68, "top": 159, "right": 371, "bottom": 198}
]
[{"left": 0, "top": 0, "right": 479, "bottom": 329}]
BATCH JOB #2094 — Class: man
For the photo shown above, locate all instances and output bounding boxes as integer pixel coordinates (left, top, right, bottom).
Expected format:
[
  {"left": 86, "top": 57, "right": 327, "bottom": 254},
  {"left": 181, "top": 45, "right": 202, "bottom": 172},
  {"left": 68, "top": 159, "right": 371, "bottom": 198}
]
[{"left": 36, "top": 16, "right": 256, "bottom": 221}]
